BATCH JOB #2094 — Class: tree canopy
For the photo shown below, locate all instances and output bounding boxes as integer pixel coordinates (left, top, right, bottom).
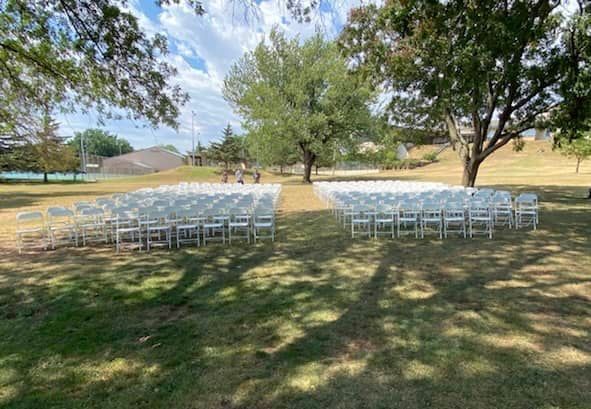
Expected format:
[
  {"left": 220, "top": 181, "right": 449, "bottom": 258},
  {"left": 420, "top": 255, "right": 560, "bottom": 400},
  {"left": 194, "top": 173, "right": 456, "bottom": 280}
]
[
  {"left": 224, "top": 29, "right": 376, "bottom": 182},
  {"left": 559, "top": 134, "right": 591, "bottom": 173},
  {"left": 68, "top": 129, "right": 133, "bottom": 157},
  {"left": 340, "top": 0, "right": 591, "bottom": 186},
  {"left": 0, "top": 0, "right": 204, "bottom": 142},
  {"left": 0, "top": 115, "right": 78, "bottom": 181},
  {"left": 206, "top": 124, "right": 245, "bottom": 169}
]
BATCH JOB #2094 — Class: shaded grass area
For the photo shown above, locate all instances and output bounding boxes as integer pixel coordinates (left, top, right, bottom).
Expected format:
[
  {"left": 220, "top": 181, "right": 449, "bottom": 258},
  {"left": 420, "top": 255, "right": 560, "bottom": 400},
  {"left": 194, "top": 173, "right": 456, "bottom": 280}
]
[{"left": 0, "top": 180, "right": 590, "bottom": 408}]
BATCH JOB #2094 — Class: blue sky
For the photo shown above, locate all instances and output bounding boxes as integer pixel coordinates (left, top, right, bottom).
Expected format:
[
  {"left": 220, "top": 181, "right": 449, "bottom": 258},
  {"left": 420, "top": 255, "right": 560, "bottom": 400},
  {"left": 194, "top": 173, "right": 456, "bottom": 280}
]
[{"left": 58, "top": 0, "right": 364, "bottom": 153}]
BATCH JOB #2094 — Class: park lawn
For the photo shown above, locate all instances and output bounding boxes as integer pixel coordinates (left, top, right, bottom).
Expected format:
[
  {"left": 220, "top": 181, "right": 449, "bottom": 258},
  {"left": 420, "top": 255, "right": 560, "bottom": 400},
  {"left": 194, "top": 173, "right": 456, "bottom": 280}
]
[{"left": 0, "top": 141, "right": 590, "bottom": 408}]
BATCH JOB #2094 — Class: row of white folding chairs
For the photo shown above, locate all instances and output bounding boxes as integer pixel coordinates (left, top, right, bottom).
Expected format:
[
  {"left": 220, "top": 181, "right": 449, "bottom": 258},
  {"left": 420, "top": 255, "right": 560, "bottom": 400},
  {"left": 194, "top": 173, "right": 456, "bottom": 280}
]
[
  {"left": 343, "top": 202, "right": 491, "bottom": 239},
  {"left": 15, "top": 206, "right": 99, "bottom": 253},
  {"left": 315, "top": 184, "right": 476, "bottom": 204},
  {"left": 15, "top": 204, "right": 276, "bottom": 253},
  {"left": 338, "top": 196, "right": 537, "bottom": 240},
  {"left": 331, "top": 191, "right": 537, "bottom": 229},
  {"left": 112, "top": 206, "right": 276, "bottom": 253}
]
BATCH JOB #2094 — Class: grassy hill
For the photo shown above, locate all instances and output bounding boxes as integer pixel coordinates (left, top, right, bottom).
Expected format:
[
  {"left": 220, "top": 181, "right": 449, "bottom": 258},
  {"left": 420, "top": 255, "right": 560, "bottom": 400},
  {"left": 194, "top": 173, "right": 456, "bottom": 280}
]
[{"left": 405, "top": 140, "right": 590, "bottom": 187}]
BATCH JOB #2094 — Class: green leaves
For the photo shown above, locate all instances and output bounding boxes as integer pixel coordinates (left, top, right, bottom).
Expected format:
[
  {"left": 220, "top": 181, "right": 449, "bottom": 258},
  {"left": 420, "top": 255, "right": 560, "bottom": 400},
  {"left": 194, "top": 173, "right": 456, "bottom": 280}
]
[
  {"left": 223, "top": 28, "right": 376, "bottom": 182},
  {"left": 341, "top": 0, "right": 591, "bottom": 186},
  {"left": 0, "top": 0, "right": 194, "bottom": 142},
  {"left": 206, "top": 124, "right": 246, "bottom": 168},
  {"left": 68, "top": 129, "right": 133, "bottom": 157}
]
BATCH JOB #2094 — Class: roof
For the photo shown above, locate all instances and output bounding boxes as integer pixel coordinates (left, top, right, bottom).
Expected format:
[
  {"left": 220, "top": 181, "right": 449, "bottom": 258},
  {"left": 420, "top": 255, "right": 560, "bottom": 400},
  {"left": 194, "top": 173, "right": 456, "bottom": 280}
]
[{"left": 115, "top": 146, "right": 185, "bottom": 160}]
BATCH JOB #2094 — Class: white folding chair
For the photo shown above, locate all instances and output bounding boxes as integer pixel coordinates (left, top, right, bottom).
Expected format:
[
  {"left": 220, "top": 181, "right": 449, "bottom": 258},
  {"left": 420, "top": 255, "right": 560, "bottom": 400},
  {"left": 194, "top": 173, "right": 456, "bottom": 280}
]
[
  {"left": 253, "top": 208, "right": 275, "bottom": 243},
  {"left": 374, "top": 204, "right": 396, "bottom": 239},
  {"left": 175, "top": 208, "right": 200, "bottom": 248},
  {"left": 515, "top": 193, "right": 538, "bottom": 230},
  {"left": 469, "top": 201, "right": 493, "bottom": 239},
  {"left": 145, "top": 209, "right": 172, "bottom": 251},
  {"left": 443, "top": 202, "right": 466, "bottom": 238},
  {"left": 202, "top": 208, "right": 226, "bottom": 246},
  {"left": 16, "top": 211, "right": 47, "bottom": 254},
  {"left": 229, "top": 208, "right": 251, "bottom": 244},
  {"left": 77, "top": 207, "right": 107, "bottom": 246},
  {"left": 351, "top": 205, "right": 373, "bottom": 239},
  {"left": 492, "top": 192, "right": 514, "bottom": 229},
  {"left": 421, "top": 202, "right": 443, "bottom": 239},
  {"left": 115, "top": 210, "right": 142, "bottom": 253},
  {"left": 47, "top": 207, "right": 78, "bottom": 249},
  {"left": 397, "top": 203, "right": 420, "bottom": 238}
]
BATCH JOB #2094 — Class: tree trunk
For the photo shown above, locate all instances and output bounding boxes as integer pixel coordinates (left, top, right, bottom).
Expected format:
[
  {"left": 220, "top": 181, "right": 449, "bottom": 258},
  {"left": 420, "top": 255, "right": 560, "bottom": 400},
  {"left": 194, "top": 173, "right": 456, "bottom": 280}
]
[
  {"left": 280, "top": 164, "right": 284, "bottom": 175},
  {"left": 302, "top": 149, "right": 316, "bottom": 183},
  {"left": 576, "top": 158, "right": 581, "bottom": 174},
  {"left": 315, "top": 164, "right": 319, "bottom": 175},
  {"left": 43, "top": 172, "right": 48, "bottom": 183},
  {"left": 461, "top": 159, "right": 481, "bottom": 187}
]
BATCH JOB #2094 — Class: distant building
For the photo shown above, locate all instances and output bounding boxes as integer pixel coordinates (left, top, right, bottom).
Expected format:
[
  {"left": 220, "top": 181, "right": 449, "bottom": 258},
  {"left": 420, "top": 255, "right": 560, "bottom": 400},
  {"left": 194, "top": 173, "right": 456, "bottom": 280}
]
[{"left": 102, "top": 146, "right": 185, "bottom": 175}]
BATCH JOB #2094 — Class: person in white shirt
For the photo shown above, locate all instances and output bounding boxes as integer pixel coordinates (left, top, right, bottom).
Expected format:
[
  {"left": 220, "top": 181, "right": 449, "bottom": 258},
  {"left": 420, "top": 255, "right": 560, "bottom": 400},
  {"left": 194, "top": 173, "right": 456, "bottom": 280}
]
[{"left": 235, "top": 168, "right": 244, "bottom": 184}]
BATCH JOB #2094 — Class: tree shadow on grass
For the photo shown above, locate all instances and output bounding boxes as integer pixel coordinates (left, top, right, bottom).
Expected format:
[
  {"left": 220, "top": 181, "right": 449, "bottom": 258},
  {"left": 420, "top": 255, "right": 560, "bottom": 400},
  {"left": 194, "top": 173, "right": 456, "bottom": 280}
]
[{"left": 0, "top": 187, "right": 590, "bottom": 408}]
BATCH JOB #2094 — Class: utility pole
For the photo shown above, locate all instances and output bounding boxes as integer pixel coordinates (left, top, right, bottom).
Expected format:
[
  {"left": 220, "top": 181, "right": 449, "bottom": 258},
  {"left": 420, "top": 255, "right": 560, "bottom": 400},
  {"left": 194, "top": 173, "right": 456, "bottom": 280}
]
[
  {"left": 197, "top": 131, "right": 201, "bottom": 166},
  {"left": 191, "top": 110, "right": 196, "bottom": 167},
  {"left": 80, "top": 132, "right": 87, "bottom": 173}
]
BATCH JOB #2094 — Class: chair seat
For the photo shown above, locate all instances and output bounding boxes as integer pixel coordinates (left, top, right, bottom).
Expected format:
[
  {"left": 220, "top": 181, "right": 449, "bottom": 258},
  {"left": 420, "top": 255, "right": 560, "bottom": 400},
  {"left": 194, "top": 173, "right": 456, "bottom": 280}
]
[
  {"left": 230, "top": 222, "right": 249, "bottom": 227},
  {"left": 399, "top": 217, "right": 417, "bottom": 222},
  {"left": 117, "top": 228, "right": 140, "bottom": 235},
  {"left": 79, "top": 223, "right": 102, "bottom": 228},
  {"left": 17, "top": 227, "right": 44, "bottom": 234},
  {"left": 445, "top": 217, "right": 464, "bottom": 222},
  {"left": 177, "top": 224, "right": 198, "bottom": 230},
  {"left": 49, "top": 225, "right": 76, "bottom": 231},
  {"left": 148, "top": 225, "right": 171, "bottom": 231},
  {"left": 203, "top": 223, "right": 224, "bottom": 229},
  {"left": 254, "top": 222, "right": 273, "bottom": 228},
  {"left": 375, "top": 218, "right": 394, "bottom": 223}
]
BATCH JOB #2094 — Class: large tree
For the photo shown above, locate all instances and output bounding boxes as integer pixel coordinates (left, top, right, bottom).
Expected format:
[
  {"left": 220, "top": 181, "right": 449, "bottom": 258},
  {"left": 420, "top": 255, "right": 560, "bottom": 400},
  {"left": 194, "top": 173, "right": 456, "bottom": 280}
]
[
  {"left": 550, "top": 2, "right": 591, "bottom": 142},
  {"left": 207, "top": 124, "right": 245, "bottom": 169},
  {"left": 1, "top": 115, "right": 80, "bottom": 182},
  {"left": 0, "top": 0, "right": 206, "bottom": 142},
  {"left": 559, "top": 135, "right": 591, "bottom": 173},
  {"left": 68, "top": 129, "right": 133, "bottom": 157},
  {"left": 244, "top": 124, "right": 299, "bottom": 173},
  {"left": 223, "top": 29, "right": 375, "bottom": 183},
  {"left": 340, "top": 0, "right": 591, "bottom": 186}
]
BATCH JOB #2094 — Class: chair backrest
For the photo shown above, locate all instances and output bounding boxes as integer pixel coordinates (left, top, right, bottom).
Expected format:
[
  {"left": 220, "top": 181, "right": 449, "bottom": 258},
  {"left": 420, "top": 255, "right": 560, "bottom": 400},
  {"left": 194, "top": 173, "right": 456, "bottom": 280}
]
[
  {"left": 80, "top": 207, "right": 104, "bottom": 216},
  {"left": 16, "top": 211, "right": 44, "bottom": 231},
  {"left": 469, "top": 201, "right": 491, "bottom": 217},
  {"left": 516, "top": 193, "right": 538, "bottom": 206},
  {"left": 47, "top": 206, "right": 74, "bottom": 218},
  {"left": 96, "top": 198, "right": 115, "bottom": 207},
  {"left": 17, "top": 211, "right": 44, "bottom": 222},
  {"left": 146, "top": 209, "right": 170, "bottom": 222}
]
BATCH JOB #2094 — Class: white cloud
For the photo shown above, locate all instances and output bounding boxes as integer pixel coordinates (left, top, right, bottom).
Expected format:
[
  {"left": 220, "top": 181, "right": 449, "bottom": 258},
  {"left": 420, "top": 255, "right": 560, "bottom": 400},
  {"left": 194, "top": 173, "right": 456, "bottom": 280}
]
[{"left": 59, "top": 0, "right": 374, "bottom": 152}]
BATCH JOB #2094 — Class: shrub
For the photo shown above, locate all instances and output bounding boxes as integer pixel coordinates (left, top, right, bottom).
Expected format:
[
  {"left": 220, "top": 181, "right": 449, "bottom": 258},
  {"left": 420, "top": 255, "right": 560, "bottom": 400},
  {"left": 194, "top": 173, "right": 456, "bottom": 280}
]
[
  {"left": 512, "top": 137, "right": 525, "bottom": 152},
  {"left": 422, "top": 151, "right": 438, "bottom": 161}
]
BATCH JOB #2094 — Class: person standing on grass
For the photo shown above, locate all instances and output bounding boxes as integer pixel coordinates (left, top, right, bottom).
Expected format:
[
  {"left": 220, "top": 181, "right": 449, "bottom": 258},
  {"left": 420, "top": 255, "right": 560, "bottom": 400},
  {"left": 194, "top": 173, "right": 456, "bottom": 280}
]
[
  {"left": 253, "top": 168, "right": 261, "bottom": 184},
  {"left": 221, "top": 169, "right": 228, "bottom": 183},
  {"left": 235, "top": 168, "right": 244, "bottom": 184}
]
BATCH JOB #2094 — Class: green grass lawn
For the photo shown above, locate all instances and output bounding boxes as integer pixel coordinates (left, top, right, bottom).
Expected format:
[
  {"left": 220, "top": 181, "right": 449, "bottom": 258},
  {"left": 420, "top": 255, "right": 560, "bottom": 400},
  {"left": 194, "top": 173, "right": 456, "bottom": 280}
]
[{"left": 0, "top": 143, "right": 590, "bottom": 408}]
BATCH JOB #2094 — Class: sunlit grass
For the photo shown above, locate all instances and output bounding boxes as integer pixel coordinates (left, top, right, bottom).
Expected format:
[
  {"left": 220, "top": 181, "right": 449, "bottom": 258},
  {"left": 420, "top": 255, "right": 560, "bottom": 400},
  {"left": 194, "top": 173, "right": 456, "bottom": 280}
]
[{"left": 0, "top": 141, "right": 590, "bottom": 408}]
